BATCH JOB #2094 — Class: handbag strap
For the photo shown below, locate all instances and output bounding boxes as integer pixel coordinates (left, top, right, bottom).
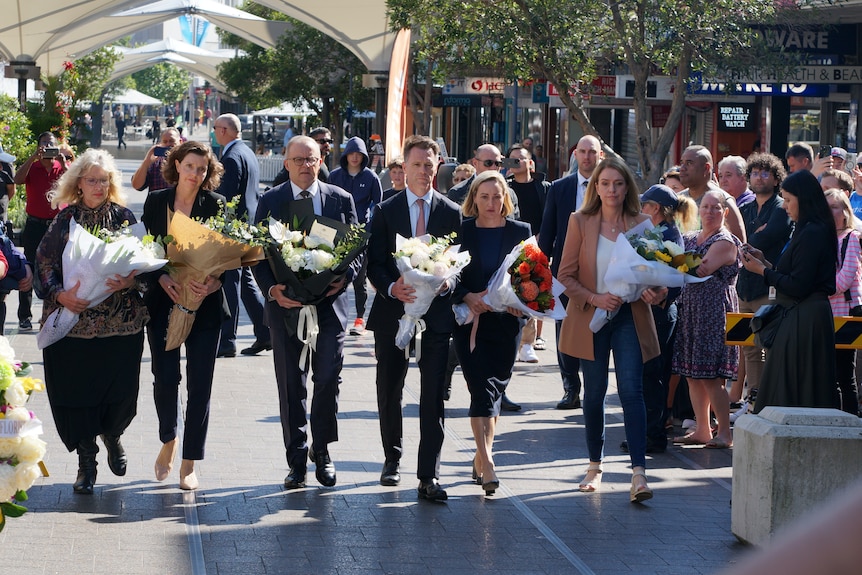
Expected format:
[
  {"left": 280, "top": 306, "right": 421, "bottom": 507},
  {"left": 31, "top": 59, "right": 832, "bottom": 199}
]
[{"left": 840, "top": 233, "right": 853, "bottom": 302}]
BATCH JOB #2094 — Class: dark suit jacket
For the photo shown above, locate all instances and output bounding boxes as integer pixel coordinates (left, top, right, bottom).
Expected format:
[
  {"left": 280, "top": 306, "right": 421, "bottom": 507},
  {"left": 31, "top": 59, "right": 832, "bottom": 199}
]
[
  {"left": 216, "top": 140, "right": 259, "bottom": 218},
  {"left": 452, "top": 218, "right": 532, "bottom": 302},
  {"left": 252, "top": 181, "right": 359, "bottom": 328},
  {"left": 140, "top": 187, "right": 227, "bottom": 330},
  {"left": 538, "top": 172, "right": 579, "bottom": 275},
  {"left": 366, "top": 190, "right": 462, "bottom": 335}
]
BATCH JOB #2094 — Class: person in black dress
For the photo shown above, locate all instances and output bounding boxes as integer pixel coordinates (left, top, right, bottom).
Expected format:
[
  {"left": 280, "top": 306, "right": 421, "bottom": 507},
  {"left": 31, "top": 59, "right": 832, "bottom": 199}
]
[
  {"left": 141, "top": 141, "right": 226, "bottom": 490},
  {"left": 741, "top": 169, "right": 840, "bottom": 412},
  {"left": 37, "top": 149, "right": 147, "bottom": 494},
  {"left": 452, "top": 171, "right": 531, "bottom": 496}
]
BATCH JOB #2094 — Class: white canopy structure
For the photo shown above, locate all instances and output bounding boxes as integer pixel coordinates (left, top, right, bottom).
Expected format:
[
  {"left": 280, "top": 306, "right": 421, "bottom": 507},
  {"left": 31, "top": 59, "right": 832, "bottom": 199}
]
[
  {"left": 4, "top": 0, "right": 394, "bottom": 77},
  {"left": 108, "top": 88, "right": 163, "bottom": 105},
  {"left": 251, "top": 102, "right": 315, "bottom": 117},
  {"left": 108, "top": 38, "right": 235, "bottom": 91}
]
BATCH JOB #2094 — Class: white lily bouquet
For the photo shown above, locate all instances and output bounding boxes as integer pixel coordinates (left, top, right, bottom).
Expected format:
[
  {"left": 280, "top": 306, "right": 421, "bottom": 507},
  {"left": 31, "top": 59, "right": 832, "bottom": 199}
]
[
  {"left": 36, "top": 219, "right": 169, "bottom": 349},
  {"left": 590, "top": 221, "right": 709, "bottom": 333},
  {"left": 393, "top": 233, "right": 471, "bottom": 350},
  {"left": 267, "top": 215, "right": 368, "bottom": 363},
  {"left": 0, "top": 337, "right": 47, "bottom": 532}
]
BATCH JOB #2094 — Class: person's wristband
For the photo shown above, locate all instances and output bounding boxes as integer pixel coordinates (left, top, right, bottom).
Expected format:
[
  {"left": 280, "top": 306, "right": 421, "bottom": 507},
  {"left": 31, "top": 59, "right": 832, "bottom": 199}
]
[{"left": 589, "top": 294, "right": 595, "bottom": 306}]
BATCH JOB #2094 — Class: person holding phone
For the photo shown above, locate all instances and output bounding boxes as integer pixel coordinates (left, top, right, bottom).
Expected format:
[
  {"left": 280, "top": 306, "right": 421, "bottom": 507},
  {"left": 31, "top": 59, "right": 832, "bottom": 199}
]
[
  {"left": 131, "top": 128, "right": 181, "bottom": 193},
  {"left": 13, "top": 131, "right": 67, "bottom": 331}
]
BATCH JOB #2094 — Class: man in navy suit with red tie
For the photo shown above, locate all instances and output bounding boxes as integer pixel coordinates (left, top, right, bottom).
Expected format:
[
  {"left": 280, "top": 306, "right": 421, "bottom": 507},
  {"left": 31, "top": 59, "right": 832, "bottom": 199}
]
[
  {"left": 367, "top": 135, "right": 462, "bottom": 501},
  {"left": 252, "top": 135, "right": 360, "bottom": 490}
]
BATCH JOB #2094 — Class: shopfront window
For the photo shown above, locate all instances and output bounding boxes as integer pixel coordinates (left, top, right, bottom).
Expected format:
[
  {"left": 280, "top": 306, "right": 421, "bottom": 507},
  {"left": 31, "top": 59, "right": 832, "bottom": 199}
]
[{"left": 788, "top": 107, "right": 820, "bottom": 147}]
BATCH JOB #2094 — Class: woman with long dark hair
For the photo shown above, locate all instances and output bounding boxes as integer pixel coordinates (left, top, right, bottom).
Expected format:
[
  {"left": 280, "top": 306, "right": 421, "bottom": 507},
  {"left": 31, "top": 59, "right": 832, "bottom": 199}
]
[{"left": 741, "top": 169, "right": 839, "bottom": 411}]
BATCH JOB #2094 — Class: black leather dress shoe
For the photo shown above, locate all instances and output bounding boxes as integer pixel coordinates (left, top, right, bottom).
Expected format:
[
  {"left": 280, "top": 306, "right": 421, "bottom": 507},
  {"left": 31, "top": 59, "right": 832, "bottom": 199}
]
[
  {"left": 283, "top": 468, "right": 306, "bottom": 490},
  {"left": 417, "top": 479, "right": 448, "bottom": 502},
  {"left": 241, "top": 340, "right": 272, "bottom": 356},
  {"left": 216, "top": 347, "right": 236, "bottom": 358},
  {"left": 309, "top": 449, "right": 336, "bottom": 487},
  {"left": 556, "top": 390, "right": 581, "bottom": 410},
  {"left": 100, "top": 434, "right": 127, "bottom": 476},
  {"left": 380, "top": 461, "right": 401, "bottom": 486},
  {"left": 500, "top": 394, "right": 521, "bottom": 412}
]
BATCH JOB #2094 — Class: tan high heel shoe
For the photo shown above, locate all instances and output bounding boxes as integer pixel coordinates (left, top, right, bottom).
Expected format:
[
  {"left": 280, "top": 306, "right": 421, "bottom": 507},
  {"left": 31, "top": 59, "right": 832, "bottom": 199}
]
[
  {"left": 630, "top": 471, "right": 653, "bottom": 503},
  {"left": 579, "top": 463, "right": 602, "bottom": 492},
  {"left": 154, "top": 438, "right": 178, "bottom": 482},
  {"left": 179, "top": 459, "right": 198, "bottom": 491}
]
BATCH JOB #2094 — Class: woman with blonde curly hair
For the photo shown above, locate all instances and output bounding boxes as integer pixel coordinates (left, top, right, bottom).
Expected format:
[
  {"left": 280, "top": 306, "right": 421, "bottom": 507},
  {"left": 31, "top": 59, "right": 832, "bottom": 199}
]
[
  {"left": 36, "top": 148, "right": 147, "bottom": 494},
  {"left": 141, "top": 140, "right": 225, "bottom": 490}
]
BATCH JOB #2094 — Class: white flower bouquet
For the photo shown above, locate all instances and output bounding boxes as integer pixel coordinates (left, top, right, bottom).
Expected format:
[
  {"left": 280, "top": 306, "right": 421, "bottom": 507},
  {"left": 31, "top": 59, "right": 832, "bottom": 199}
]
[
  {"left": 36, "top": 218, "right": 169, "bottom": 349},
  {"left": 0, "top": 337, "right": 46, "bottom": 532},
  {"left": 393, "top": 233, "right": 471, "bottom": 350},
  {"left": 590, "top": 221, "right": 709, "bottom": 333}
]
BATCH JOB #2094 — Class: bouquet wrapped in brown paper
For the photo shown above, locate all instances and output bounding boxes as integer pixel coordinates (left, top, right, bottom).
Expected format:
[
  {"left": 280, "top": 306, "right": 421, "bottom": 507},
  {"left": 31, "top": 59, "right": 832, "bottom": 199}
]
[{"left": 164, "top": 210, "right": 265, "bottom": 350}]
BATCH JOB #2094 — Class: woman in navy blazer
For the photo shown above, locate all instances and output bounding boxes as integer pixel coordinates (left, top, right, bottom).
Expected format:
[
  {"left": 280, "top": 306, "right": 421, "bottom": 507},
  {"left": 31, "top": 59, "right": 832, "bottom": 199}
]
[{"left": 452, "top": 171, "right": 531, "bottom": 496}]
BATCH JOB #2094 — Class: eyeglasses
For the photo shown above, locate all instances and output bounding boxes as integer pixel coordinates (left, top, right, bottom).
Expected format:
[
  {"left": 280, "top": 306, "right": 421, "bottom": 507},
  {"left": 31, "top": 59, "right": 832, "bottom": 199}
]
[
  {"left": 81, "top": 177, "right": 110, "bottom": 187},
  {"left": 314, "top": 138, "right": 334, "bottom": 145},
  {"left": 749, "top": 170, "right": 773, "bottom": 179},
  {"left": 479, "top": 159, "right": 503, "bottom": 168},
  {"left": 289, "top": 157, "right": 320, "bottom": 167}
]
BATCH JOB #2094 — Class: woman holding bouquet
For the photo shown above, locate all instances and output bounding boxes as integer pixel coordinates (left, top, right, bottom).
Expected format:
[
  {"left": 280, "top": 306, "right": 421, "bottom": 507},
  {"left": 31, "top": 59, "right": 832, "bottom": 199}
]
[
  {"left": 452, "top": 171, "right": 531, "bottom": 495},
  {"left": 557, "top": 157, "right": 660, "bottom": 503},
  {"left": 672, "top": 191, "right": 741, "bottom": 449},
  {"left": 141, "top": 141, "right": 225, "bottom": 490},
  {"left": 36, "top": 149, "right": 147, "bottom": 494}
]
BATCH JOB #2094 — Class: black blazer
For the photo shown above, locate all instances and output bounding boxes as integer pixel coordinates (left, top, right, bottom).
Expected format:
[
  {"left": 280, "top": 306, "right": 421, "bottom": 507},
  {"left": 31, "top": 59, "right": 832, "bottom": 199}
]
[
  {"left": 366, "top": 190, "right": 462, "bottom": 335},
  {"left": 252, "top": 180, "right": 359, "bottom": 327},
  {"left": 538, "top": 172, "right": 578, "bottom": 275},
  {"left": 215, "top": 140, "right": 259, "bottom": 218},
  {"left": 452, "top": 218, "right": 532, "bottom": 303},
  {"left": 140, "top": 187, "right": 227, "bottom": 329}
]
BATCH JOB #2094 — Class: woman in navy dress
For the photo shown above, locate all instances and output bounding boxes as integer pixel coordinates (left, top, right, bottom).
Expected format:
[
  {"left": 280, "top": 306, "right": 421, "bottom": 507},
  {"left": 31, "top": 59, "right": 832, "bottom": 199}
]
[{"left": 452, "top": 171, "right": 531, "bottom": 496}]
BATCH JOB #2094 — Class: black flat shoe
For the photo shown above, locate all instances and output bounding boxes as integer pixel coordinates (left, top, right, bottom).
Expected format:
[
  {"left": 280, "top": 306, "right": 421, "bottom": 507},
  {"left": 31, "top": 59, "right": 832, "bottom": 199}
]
[
  {"left": 283, "top": 468, "right": 306, "bottom": 490},
  {"left": 241, "top": 340, "right": 272, "bottom": 356},
  {"left": 216, "top": 348, "right": 236, "bottom": 358},
  {"left": 309, "top": 449, "right": 336, "bottom": 487},
  {"left": 100, "top": 434, "right": 127, "bottom": 476},
  {"left": 380, "top": 460, "right": 401, "bottom": 486},
  {"left": 418, "top": 479, "right": 448, "bottom": 502}
]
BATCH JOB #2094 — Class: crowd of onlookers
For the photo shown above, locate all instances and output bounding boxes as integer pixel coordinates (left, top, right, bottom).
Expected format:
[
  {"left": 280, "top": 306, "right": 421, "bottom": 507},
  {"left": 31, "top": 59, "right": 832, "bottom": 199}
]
[{"left": 0, "top": 124, "right": 854, "bottom": 505}]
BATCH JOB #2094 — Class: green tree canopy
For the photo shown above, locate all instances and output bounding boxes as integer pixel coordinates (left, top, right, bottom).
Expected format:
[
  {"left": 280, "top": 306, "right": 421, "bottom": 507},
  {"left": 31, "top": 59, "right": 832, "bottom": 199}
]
[
  {"left": 218, "top": 1, "right": 373, "bottom": 150},
  {"left": 388, "top": 0, "right": 811, "bottom": 184},
  {"left": 132, "top": 63, "right": 189, "bottom": 105}
]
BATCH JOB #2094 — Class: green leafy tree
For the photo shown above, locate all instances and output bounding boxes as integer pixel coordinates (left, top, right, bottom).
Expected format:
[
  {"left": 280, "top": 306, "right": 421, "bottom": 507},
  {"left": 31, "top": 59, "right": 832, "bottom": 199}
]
[
  {"left": 388, "top": 0, "right": 809, "bottom": 184},
  {"left": 218, "top": 2, "right": 373, "bottom": 156},
  {"left": 132, "top": 63, "right": 189, "bottom": 105}
]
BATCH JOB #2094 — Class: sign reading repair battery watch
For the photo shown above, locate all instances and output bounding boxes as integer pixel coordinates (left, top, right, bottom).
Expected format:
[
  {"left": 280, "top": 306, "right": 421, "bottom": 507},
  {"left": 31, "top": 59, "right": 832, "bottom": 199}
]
[{"left": 717, "top": 104, "right": 755, "bottom": 131}]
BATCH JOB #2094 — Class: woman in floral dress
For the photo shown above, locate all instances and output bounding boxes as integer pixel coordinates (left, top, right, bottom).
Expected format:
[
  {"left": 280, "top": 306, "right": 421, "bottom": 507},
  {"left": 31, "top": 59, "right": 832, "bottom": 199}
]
[{"left": 672, "top": 190, "right": 741, "bottom": 449}]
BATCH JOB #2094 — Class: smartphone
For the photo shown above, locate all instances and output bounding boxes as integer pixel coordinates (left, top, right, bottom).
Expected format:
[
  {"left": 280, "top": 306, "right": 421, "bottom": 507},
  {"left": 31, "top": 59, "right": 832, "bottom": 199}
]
[
  {"left": 153, "top": 146, "right": 168, "bottom": 157},
  {"left": 819, "top": 145, "right": 831, "bottom": 159},
  {"left": 43, "top": 147, "right": 59, "bottom": 158},
  {"left": 502, "top": 158, "right": 521, "bottom": 170}
]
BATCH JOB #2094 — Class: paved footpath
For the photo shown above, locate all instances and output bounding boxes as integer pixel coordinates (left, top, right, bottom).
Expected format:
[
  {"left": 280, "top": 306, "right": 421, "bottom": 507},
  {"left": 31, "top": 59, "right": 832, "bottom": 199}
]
[{"left": 1, "top": 149, "right": 757, "bottom": 574}]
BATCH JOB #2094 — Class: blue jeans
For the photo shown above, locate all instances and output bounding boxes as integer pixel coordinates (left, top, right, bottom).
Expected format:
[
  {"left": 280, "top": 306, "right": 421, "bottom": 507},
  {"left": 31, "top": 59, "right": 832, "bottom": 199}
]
[{"left": 581, "top": 304, "right": 647, "bottom": 468}]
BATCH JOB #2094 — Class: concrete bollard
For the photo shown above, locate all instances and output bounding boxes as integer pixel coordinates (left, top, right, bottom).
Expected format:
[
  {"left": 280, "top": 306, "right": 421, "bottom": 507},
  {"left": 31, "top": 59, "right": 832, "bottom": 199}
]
[{"left": 731, "top": 406, "right": 862, "bottom": 546}]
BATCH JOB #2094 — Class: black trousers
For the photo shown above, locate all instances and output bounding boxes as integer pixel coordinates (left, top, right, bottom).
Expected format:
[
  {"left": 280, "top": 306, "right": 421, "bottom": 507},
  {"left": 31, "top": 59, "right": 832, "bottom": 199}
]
[
  {"left": 148, "top": 307, "right": 220, "bottom": 460},
  {"left": 19, "top": 217, "right": 49, "bottom": 322},
  {"left": 375, "top": 329, "right": 449, "bottom": 481},
  {"left": 269, "top": 307, "right": 344, "bottom": 471}
]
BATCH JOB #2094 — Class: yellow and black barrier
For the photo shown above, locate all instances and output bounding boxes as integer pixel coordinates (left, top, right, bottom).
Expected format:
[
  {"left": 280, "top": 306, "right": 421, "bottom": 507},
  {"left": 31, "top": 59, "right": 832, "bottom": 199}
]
[{"left": 725, "top": 313, "right": 862, "bottom": 349}]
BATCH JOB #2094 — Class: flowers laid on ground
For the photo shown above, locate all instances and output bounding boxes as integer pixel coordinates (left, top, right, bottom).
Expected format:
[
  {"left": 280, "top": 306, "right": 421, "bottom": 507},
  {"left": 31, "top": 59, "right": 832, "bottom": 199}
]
[
  {"left": 0, "top": 337, "right": 46, "bottom": 532},
  {"left": 590, "top": 221, "right": 709, "bottom": 333},
  {"left": 393, "top": 233, "right": 471, "bottom": 350},
  {"left": 455, "top": 238, "right": 566, "bottom": 326},
  {"left": 162, "top": 203, "right": 266, "bottom": 351},
  {"left": 629, "top": 225, "right": 702, "bottom": 275},
  {"left": 36, "top": 219, "right": 169, "bottom": 349}
]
